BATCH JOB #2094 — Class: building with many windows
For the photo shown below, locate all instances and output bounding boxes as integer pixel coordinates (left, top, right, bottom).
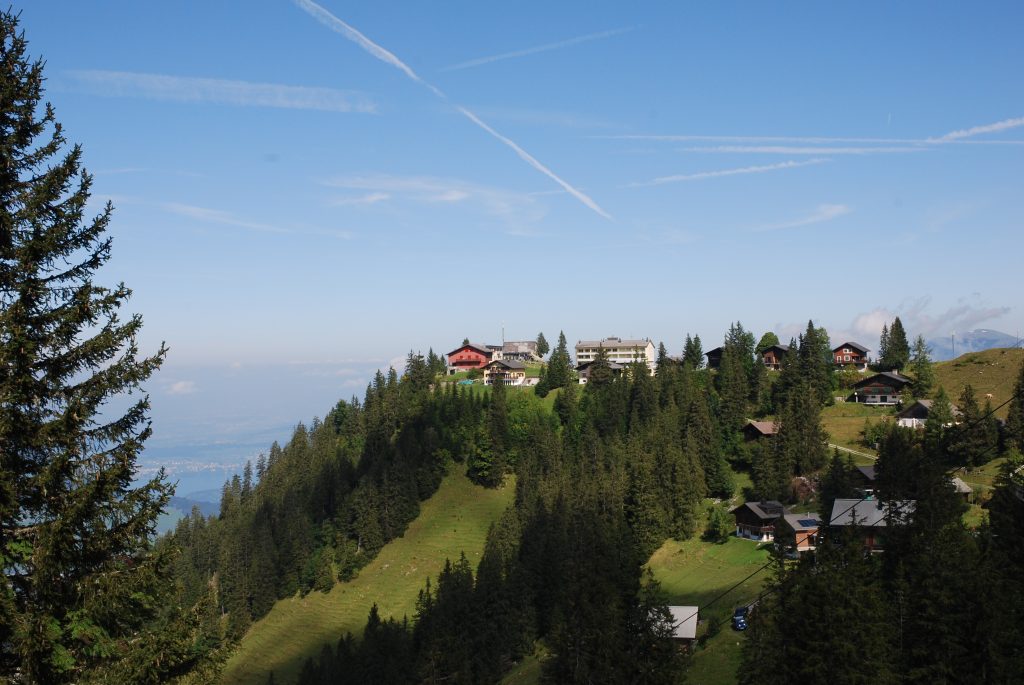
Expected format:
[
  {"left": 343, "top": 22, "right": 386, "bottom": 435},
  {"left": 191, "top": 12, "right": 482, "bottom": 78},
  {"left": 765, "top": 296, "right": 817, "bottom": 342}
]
[{"left": 574, "top": 337, "right": 656, "bottom": 373}]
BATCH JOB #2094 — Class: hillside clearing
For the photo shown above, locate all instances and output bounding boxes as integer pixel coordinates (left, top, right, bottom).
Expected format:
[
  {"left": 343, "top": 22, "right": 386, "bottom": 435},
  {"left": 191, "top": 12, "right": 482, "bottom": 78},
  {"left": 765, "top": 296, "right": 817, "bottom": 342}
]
[
  {"left": 220, "top": 468, "right": 515, "bottom": 685},
  {"left": 933, "top": 347, "right": 1023, "bottom": 417}
]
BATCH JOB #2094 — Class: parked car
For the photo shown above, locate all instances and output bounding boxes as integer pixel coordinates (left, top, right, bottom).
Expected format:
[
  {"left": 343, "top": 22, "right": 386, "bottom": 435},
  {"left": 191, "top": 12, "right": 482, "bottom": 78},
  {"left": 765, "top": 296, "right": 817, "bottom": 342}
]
[{"left": 732, "top": 606, "right": 749, "bottom": 631}]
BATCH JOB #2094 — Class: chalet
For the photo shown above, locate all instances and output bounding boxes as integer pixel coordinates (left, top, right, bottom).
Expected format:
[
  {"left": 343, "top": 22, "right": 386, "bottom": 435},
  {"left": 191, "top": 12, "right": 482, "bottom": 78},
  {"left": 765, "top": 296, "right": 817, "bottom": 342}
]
[
  {"left": 742, "top": 421, "right": 778, "bottom": 441},
  {"left": 950, "top": 476, "right": 973, "bottom": 503},
  {"left": 829, "top": 498, "right": 915, "bottom": 551},
  {"left": 850, "top": 372, "right": 912, "bottom": 405},
  {"left": 576, "top": 360, "right": 625, "bottom": 384},
  {"left": 483, "top": 359, "right": 527, "bottom": 386},
  {"left": 575, "top": 337, "right": 656, "bottom": 374},
  {"left": 895, "top": 399, "right": 962, "bottom": 428},
  {"left": 833, "top": 342, "right": 870, "bottom": 370},
  {"left": 705, "top": 347, "right": 723, "bottom": 370},
  {"left": 731, "top": 500, "right": 786, "bottom": 541},
  {"left": 760, "top": 344, "right": 790, "bottom": 371},
  {"left": 666, "top": 606, "right": 699, "bottom": 644},
  {"left": 850, "top": 465, "right": 878, "bottom": 495},
  {"left": 776, "top": 513, "right": 821, "bottom": 555},
  {"left": 446, "top": 343, "right": 493, "bottom": 374},
  {"left": 502, "top": 340, "right": 541, "bottom": 362}
]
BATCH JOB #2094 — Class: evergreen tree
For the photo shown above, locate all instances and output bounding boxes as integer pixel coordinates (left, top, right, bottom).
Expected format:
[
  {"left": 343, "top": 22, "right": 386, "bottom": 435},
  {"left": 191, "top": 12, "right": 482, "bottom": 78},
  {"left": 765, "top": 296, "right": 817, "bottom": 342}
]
[
  {"left": 755, "top": 331, "right": 780, "bottom": 355},
  {"left": 0, "top": 13, "right": 202, "bottom": 682},
  {"left": 952, "top": 385, "right": 997, "bottom": 467},
  {"left": 880, "top": 317, "right": 910, "bottom": 371},
  {"left": 1006, "top": 361, "right": 1024, "bottom": 452},
  {"left": 682, "top": 333, "right": 703, "bottom": 369},
  {"left": 541, "top": 331, "right": 573, "bottom": 392},
  {"left": 535, "top": 331, "right": 549, "bottom": 358},
  {"left": 908, "top": 335, "right": 935, "bottom": 398},
  {"left": 878, "top": 323, "right": 890, "bottom": 367}
]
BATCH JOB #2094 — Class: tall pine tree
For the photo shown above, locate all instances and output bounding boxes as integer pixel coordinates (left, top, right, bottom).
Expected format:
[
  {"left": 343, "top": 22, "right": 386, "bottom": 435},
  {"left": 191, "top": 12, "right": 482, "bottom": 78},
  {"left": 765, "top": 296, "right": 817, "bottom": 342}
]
[{"left": 0, "top": 12, "right": 199, "bottom": 682}]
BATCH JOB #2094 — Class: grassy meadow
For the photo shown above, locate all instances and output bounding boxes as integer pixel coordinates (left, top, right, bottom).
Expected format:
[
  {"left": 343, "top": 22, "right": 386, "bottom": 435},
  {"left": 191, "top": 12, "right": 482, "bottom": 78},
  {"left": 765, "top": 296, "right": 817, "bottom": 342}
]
[{"left": 220, "top": 468, "right": 515, "bottom": 684}]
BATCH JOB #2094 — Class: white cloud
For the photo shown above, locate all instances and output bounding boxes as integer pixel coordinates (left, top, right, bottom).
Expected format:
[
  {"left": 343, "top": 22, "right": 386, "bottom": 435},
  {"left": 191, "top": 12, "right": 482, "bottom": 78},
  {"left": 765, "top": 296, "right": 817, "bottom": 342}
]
[
  {"left": 628, "top": 159, "right": 827, "bottom": 187},
  {"left": 836, "top": 296, "right": 1011, "bottom": 349},
  {"left": 751, "top": 204, "right": 851, "bottom": 232},
  {"left": 161, "top": 203, "right": 290, "bottom": 233},
  {"left": 329, "top": 192, "right": 391, "bottom": 206},
  {"left": 292, "top": 0, "right": 611, "bottom": 220},
  {"left": 64, "top": 70, "right": 376, "bottom": 113},
  {"left": 168, "top": 380, "right": 197, "bottom": 395},
  {"left": 441, "top": 27, "right": 635, "bottom": 71},
  {"left": 322, "top": 174, "right": 545, "bottom": 225}
]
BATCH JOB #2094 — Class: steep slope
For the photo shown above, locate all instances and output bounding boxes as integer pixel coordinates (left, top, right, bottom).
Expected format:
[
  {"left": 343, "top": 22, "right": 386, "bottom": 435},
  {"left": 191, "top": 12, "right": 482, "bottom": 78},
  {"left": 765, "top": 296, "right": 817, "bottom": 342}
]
[
  {"left": 933, "top": 347, "right": 1024, "bottom": 417},
  {"left": 221, "top": 468, "right": 515, "bottom": 684}
]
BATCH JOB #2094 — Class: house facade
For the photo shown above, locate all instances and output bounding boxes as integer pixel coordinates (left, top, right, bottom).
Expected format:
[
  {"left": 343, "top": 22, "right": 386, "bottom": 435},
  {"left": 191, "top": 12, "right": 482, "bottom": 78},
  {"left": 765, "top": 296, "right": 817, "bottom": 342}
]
[
  {"left": 895, "top": 399, "right": 962, "bottom": 428},
  {"left": 776, "top": 514, "right": 821, "bottom": 555},
  {"left": 446, "top": 343, "right": 493, "bottom": 373},
  {"left": 829, "top": 498, "right": 915, "bottom": 551},
  {"left": 576, "top": 360, "right": 625, "bottom": 384},
  {"left": 760, "top": 344, "right": 790, "bottom": 371},
  {"left": 483, "top": 359, "right": 527, "bottom": 386},
  {"left": 575, "top": 337, "right": 656, "bottom": 374},
  {"left": 833, "top": 341, "right": 870, "bottom": 370},
  {"left": 731, "top": 500, "right": 786, "bottom": 541},
  {"left": 850, "top": 372, "right": 912, "bottom": 405},
  {"left": 705, "top": 346, "right": 723, "bottom": 369}
]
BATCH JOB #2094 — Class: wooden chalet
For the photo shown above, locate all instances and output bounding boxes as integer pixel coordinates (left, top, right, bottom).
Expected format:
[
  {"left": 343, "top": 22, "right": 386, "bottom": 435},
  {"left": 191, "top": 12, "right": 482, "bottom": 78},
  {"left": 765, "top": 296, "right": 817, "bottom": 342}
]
[
  {"left": 446, "top": 343, "right": 493, "bottom": 373},
  {"left": 760, "top": 344, "right": 790, "bottom": 371},
  {"left": 829, "top": 498, "right": 914, "bottom": 552},
  {"left": 705, "top": 346, "right": 723, "bottom": 369},
  {"left": 950, "top": 476, "right": 973, "bottom": 503},
  {"left": 895, "top": 399, "right": 962, "bottom": 429},
  {"left": 483, "top": 359, "right": 527, "bottom": 386},
  {"left": 850, "top": 371, "right": 912, "bottom": 405},
  {"left": 776, "top": 513, "right": 821, "bottom": 555},
  {"left": 742, "top": 420, "right": 778, "bottom": 441},
  {"left": 576, "top": 360, "right": 624, "bottom": 384},
  {"left": 731, "top": 500, "right": 786, "bottom": 541},
  {"left": 833, "top": 341, "right": 870, "bottom": 370}
]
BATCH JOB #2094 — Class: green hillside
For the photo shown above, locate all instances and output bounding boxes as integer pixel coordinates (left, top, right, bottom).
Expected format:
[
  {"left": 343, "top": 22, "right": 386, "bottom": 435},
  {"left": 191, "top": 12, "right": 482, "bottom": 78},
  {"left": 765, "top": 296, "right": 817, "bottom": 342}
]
[
  {"left": 933, "top": 347, "right": 1024, "bottom": 417},
  {"left": 221, "top": 468, "right": 515, "bottom": 684}
]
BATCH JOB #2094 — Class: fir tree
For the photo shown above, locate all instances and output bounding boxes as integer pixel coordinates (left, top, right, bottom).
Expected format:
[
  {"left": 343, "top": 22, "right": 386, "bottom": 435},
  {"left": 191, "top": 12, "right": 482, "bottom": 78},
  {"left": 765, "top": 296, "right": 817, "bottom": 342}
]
[
  {"left": 1005, "top": 360, "right": 1024, "bottom": 452},
  {"left": 880, "top": 317, "right": 910, "bottom": 371},
  {"left": 535, "top": 331, "right": 549, "bottom": 358},
  {"left": 682, "top": 333, "right": 703, "bottom": 369},
  {"left": 542, "top": 331, "right": 573, "bottom": 392},
  {"left": 0, "top": 13, "right": 201, "bottom": 682},
  {"left": 908, "top": 335, "right": 935, "bottom": 398}
]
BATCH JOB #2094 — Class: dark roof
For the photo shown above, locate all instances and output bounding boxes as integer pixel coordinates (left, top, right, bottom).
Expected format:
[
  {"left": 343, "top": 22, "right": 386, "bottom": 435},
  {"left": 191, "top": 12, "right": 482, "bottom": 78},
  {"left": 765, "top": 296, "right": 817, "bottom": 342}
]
[
  {"left": 855, "top": 465, "right": 877, "bottom": 482},
  {"left": 833, "top": 341, "right": 870, "bottom": 354},
  {"left": 705, "top": 346, "right": 724, "bottom": 357},
  {"left": 761, "top": 344, "right": 790, "bottom": 354},
  {"left": 782, "top": 513, "right": 821, "bottom": 531},
  {"left": 731, "top": 500, "right": 786, "bottom": 520},
  {"left": 447, "top": 342, "right": 493, "bottom": 357},
  {"left": 853, "top": 371, "right": 913, "bottom": 389},
  {"left": 576, "top": 360, "right": 625, "bottom": 371},
  {"left": 830, "top": 498, "right": 914, "bottom": 527},
  {"left": 744, "top": 420, "right": 778, "bottom": 436},
  {"left": 895, "top": 399, "right": 962, "bottom": 420},
  {"left": 486, "top": 359, "right": 526, "bottom": 370}
]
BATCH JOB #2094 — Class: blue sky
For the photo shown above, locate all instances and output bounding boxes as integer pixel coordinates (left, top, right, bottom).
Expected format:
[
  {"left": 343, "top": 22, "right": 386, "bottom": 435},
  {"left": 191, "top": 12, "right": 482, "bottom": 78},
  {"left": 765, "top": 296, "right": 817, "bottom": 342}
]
[{"left": 13, "top": 2, "right": 1024, "bottom": 479}]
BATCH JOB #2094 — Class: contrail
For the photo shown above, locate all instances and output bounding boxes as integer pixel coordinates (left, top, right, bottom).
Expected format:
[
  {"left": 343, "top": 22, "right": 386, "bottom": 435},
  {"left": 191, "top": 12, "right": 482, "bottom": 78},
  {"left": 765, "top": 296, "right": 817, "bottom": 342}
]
[
  {"left": 441, "top": 27, "right": 635, "bottom": 72},
  {"left": 627, "top": 159, "right": 828, "bottom": 187},
  {"left": 934, "top": 116, "right": 1024, "bottom": 141},
  {"left": 292, "top": 0, "right": 612, "bottom": 220},
  {"left": 456, "top": 106, "right": 611, "bottom": 219}
]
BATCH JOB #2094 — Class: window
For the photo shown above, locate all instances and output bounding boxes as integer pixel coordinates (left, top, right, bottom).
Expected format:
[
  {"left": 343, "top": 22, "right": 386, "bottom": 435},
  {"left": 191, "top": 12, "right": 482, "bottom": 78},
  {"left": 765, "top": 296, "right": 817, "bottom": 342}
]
[{"left": 844, "top": 355, "right": 850, "bottom": 362}]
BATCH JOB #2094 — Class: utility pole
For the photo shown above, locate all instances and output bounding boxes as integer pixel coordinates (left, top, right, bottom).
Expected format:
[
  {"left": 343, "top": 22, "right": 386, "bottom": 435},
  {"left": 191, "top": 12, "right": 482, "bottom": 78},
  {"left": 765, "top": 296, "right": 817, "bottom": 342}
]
[{"left": 951, "top": 332, "right": 955, "bottom": 359}]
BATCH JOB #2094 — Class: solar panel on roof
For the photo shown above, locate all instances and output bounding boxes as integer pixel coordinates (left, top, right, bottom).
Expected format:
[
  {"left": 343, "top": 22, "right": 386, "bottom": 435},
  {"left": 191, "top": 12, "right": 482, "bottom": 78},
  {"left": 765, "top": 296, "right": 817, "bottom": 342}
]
[{"left": 797, "top": 519, "right": 819, "bottom": 527}]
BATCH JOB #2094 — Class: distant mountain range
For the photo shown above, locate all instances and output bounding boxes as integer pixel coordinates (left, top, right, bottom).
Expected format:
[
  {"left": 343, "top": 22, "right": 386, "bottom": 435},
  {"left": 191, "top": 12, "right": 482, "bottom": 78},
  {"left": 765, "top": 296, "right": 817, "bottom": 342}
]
[{"left": 928, "top": 329, "right": 1021, "bottom": 361}]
